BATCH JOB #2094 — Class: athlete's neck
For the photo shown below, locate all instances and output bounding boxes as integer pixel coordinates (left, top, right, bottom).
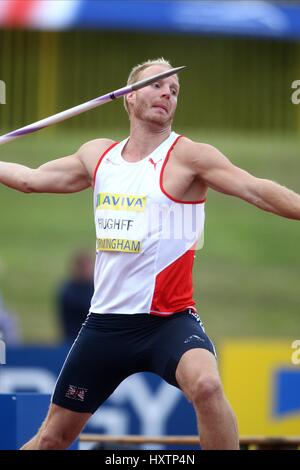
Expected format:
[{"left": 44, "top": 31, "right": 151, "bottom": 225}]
[{"left": 122, "top": 122, "right": 172, "bottom": 162}]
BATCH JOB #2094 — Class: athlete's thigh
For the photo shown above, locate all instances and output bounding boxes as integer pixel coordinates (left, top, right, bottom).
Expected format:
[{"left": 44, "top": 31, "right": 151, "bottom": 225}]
[
  {"left": 147, "top": 312, "right": 216, "bottom": 388},
  {"left": 52, "top": 326, "right": 131, "bottom": 413}
]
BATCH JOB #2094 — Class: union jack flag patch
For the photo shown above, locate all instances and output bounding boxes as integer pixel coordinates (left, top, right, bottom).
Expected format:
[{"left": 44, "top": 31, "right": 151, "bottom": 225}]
[{"left": 65, "top": 384, "right": 88, "bottom": 402}]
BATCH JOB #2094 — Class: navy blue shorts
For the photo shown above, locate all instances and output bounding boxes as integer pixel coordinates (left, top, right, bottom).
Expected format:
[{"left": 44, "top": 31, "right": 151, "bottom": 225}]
[{"left": 52, "top": 310, "right": 216, "bottom": 413}]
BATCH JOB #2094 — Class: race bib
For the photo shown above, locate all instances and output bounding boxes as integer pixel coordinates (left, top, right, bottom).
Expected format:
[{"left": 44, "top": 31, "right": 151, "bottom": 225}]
[{"left": 95, "top": 192, "right": 146, "bottom": 254}]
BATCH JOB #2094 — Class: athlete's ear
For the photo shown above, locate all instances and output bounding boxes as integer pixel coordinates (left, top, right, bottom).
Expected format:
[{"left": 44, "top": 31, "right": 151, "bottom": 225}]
[{"left": 126, "top": 91, "right": 135, "bottom": 108}]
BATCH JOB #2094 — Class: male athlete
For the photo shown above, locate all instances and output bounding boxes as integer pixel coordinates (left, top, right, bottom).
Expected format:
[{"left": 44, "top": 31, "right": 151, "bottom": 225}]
[{"left": 1, "top": 59, "right": 299, "bottom": 450}]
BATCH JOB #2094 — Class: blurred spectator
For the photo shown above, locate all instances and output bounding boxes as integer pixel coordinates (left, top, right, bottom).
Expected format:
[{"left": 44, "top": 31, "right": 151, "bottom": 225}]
[
  {"left": 0, "top": 294, "right": 21, "bottom": 345},
  {"left": 57, "top": 251, "right": 94, "bottom": 343}
]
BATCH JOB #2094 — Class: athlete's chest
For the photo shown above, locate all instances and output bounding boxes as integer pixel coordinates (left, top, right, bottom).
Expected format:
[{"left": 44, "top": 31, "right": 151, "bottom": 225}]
[
  {"left": 96, "top": 153, "right": 165, "bottom": 206},
  {"left": 94, "top": 156, "right": 167, "bottom": 254}
]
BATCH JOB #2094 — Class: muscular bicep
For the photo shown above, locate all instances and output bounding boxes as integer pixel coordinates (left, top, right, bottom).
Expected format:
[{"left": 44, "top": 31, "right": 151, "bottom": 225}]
[
  {"left": 29, "top": 154, "right": 91, "bottom": 193},
  {"left": 192, "top": 143, "right": 260, "bottom": 204}
]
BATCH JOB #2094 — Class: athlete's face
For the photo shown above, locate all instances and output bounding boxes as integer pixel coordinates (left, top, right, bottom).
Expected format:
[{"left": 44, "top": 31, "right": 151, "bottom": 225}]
[{"left": 127, "top": 65, "right": 180, "bottom": 126}]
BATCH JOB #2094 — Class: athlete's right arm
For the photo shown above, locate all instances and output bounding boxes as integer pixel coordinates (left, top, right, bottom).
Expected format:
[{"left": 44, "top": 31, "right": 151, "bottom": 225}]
[{"left": 0, "top": 139, "right": 113, "bottom": 194}]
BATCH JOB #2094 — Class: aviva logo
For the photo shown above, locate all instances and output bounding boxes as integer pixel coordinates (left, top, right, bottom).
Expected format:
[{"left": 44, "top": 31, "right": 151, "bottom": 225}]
[{"left": 96, "top": 193, "right": 146, "bottom": 212}]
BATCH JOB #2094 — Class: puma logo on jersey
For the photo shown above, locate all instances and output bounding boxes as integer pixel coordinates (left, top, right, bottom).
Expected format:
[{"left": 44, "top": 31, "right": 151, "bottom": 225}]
[
  {"left": 149, "top": 158, "right": 162, "bottom": 170},
  {"left": 105, "top": 157, "right": 120, "bottom": 166}
]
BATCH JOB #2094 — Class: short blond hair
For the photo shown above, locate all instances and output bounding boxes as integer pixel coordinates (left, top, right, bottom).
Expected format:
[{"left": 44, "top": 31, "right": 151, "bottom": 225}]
[{"left": 124, "top": 58, "right": 173, "bottom": 115}]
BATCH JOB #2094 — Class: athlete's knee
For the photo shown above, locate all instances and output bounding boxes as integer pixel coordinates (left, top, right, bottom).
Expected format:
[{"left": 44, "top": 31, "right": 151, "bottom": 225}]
[
  {"left": 190, "top": 374, "right": 223, "bottom": 405},
  {"left": 38, "top": 428, "right": 73, "bottom": 450}
]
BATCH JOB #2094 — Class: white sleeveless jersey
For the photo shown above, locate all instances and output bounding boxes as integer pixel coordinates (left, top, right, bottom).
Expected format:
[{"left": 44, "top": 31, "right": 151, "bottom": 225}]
[{"left": 89, "top": 132, "right": 206, "bottom": 315}]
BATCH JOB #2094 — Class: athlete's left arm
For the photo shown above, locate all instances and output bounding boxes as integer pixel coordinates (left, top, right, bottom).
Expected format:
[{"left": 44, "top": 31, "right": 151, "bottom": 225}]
[{"left": 187, "top": 141, "right": 300, "bottom": 221}]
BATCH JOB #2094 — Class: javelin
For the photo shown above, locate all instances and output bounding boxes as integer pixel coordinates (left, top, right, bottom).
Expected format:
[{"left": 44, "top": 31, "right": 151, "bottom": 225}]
[{"left": 0, "top": 66, "right": 185, "bottom": 146}]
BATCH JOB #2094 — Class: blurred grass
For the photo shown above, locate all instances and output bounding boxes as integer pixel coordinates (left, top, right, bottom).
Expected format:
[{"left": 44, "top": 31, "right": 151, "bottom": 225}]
[{"left": 0, "top": 127, "right": 299, "bottom": 343}]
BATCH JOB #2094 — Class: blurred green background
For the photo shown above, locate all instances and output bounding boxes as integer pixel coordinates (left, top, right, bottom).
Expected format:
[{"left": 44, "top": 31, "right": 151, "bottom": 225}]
[{"left": 0, "top": 29, "right": 299, "bottom": 344}]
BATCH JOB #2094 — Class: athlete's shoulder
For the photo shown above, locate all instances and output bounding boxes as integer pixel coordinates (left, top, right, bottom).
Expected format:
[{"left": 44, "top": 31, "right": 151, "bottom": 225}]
[
  {"left": 78, "top": 138, "right": 116, "bottom": 160},
  {"left": 174, "top": 135, "right": 229, "bottom": 178},
  {"left": 76, "top": 138, "right": 117, "bottom": 180},
  {"left": 173, "top": 135, "right": 216, "bottom": 162}
]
